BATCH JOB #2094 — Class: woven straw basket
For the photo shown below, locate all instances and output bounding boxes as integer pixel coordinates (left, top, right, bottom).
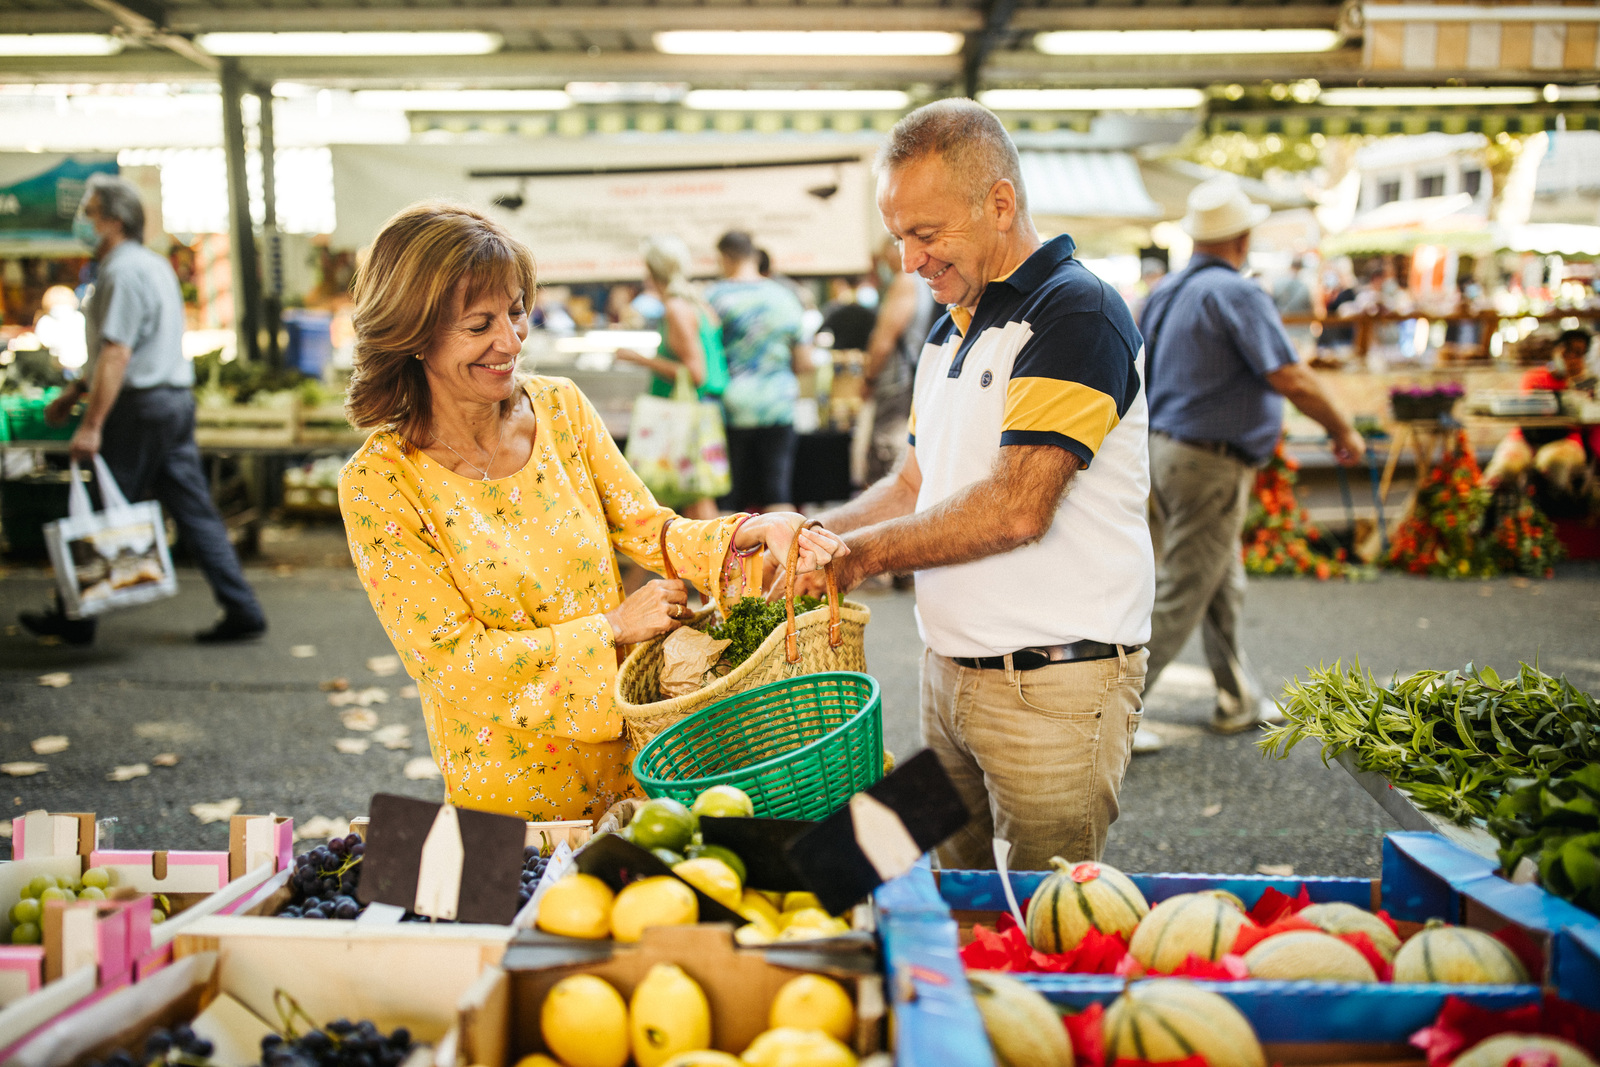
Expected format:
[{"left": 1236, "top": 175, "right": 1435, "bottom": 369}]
[{"left": 616, "top": 519, "right": 870, "bottom": 750}]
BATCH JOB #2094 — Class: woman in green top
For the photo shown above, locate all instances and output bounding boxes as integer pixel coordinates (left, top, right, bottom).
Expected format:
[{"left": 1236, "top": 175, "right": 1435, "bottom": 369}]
[{"left": 615, "top": 234, "right": 729, "bottom": 519}]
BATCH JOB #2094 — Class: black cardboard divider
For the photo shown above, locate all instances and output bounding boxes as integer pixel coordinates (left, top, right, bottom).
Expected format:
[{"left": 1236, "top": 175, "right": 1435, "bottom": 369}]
[
  {"left": 575, "top": 832, "right": 745, "bottom": 926},
  {"left": 699, "top": 816, "right": 814, "bottom": 893},
  {"left": 357, "top": 793, "right": 525, "bottom": 925}
]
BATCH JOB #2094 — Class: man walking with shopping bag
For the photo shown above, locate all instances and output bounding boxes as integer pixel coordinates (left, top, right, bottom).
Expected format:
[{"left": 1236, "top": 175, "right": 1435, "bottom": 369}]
[{"left": 21, "top": 174, "right": 266, "bottom": 645}]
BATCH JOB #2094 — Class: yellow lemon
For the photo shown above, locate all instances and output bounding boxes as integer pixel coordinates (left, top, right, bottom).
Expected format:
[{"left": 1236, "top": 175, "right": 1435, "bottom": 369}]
[
  {"left": 662, "top": 1053, "right": 743, "bottom": 1067},
  {"left": 769, "top": 975, "right": 855, "bottom": 1043},
  {"left": 781, "top": 892, "right": 822, "bottom": 914},
  {"left": 536, "top": 874, "right": 614, "bottom": 940},
  {"left": 738, "top": 890, "right": 782, "bottom": 927},
  {"left": 541, "top": 974, "right": 629, "bottom": 1067},
  {"left": 778, "top": 907, "right": 833, "bottom": 931},
  {"left": 735, "top": 922, "right": 776, "bottom": 946},
  {"left": 692, "top": 784, "right": 755, "bottom": 819},
  {"left": 630, "top": 963, "right": 712, "bottom": 1067},
  {"left": 756, "top": 890, "right": 783, "bottom": 909},
  {"left": 740, "top": 1028, "right": 857, "bottom": 1067},
  {"left": 674, "top": 858, "right": 742, "bottom": 910},
  {"left": 514, "top": 1057, "right": 563, "bottom": 1067},
  {"left": 612, "top": 876, "right": 698, "bottom": 943}
]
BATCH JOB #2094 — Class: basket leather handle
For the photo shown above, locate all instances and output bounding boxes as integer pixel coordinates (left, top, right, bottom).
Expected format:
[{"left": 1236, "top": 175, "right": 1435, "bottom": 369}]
[
  {"left": 783, "top": 518, "right": 841, "bottom": 663},
  {"left": 658, "top": 517, "right": 680, "bottom": 583}
]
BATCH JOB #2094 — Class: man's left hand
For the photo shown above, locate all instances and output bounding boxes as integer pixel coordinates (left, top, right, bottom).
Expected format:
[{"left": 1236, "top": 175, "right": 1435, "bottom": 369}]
[
  {"left": 68, "top": 424, "right": 101, "bottom": 464},
  {"left": 769, "top": 543, "right": 866, "bottom": 603}
]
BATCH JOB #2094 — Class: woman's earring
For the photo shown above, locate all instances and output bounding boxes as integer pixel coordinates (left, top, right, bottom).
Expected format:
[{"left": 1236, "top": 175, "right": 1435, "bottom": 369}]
[{"left": 414, "top": 353, "right": 424, "bottom": 361}]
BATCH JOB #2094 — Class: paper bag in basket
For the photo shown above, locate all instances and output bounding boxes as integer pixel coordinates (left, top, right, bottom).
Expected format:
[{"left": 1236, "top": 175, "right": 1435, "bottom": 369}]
[{"left": 44, "top": 456, "right": 177, "bottom": 619}]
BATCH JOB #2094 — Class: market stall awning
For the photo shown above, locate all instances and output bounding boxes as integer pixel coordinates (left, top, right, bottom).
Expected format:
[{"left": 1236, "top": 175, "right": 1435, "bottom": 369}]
[
  {"left": 1504, "top": 223, "right": 1600, "bottom": 258},
  {"left": 1018, "top": 150, "right": 1162, "bottom": 221},
  {"left": 1321, "top": 192, "right": 1491, "bottom": 255}
]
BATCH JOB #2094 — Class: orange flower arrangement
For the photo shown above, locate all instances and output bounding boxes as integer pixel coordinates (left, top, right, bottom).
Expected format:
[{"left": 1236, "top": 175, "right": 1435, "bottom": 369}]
[{"left": 1241, "top": 441, "right": 1350, "bottom": 580}]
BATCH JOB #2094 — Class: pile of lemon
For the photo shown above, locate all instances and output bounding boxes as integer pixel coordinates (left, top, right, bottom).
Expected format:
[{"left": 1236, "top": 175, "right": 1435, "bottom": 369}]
[
  {"left": 527, "top": 965, "right": 858, "bottom": 1067},
  {"left": 536, "top": 786, "right": 851, "bottom": 946}
]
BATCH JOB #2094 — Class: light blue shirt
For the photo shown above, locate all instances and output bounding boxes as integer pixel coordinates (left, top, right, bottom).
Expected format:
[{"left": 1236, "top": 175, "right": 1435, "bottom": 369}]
[
  {"left": 84, "top": 242, "right": 194, "bottom": 390},
  {"left": 1140, "top": 254, "right": 1296, "bottom": 466}
]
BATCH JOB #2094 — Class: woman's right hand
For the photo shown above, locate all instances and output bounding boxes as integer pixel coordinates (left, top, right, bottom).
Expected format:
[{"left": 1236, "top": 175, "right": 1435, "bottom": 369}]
[{"left": 604, "top": 579, "right": 689, "bottom": 645}]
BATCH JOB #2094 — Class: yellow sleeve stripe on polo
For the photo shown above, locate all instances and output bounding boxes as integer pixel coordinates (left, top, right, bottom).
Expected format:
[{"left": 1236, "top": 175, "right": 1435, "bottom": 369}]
[{"left": 1002, "top": 376, "right": 1121, "bottom": 457}]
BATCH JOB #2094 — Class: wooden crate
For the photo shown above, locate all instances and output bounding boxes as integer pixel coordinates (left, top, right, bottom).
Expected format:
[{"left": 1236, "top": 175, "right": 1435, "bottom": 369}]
[
  {"left": 297, "top": 403, "right": 368, "bottom": 448},
  {"left": 194, "top": 401, "right": 297, "bottom": 449}
]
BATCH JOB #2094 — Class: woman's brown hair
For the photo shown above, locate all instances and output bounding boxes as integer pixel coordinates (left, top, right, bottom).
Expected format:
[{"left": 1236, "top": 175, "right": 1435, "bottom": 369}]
[{"left": 345, "top": 201, "right": 537, "bottom": 444}]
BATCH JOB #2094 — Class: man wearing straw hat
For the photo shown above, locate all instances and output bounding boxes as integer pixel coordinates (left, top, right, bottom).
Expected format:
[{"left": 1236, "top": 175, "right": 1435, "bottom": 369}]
[
  {"left": 1134, "top": 176, "right": 1364, "bottom": 753},
  {"left": 796, "top": 99, "right": 1154, "bottom": 872}
]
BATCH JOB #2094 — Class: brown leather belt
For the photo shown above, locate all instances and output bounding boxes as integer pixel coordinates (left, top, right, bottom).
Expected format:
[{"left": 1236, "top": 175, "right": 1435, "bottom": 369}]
[
  {"left": 1152, "top": 429, "right": 1256, "bottom": 466},
  {"left": 952, "top": 640, "right": 1140, "bottom": 672}
]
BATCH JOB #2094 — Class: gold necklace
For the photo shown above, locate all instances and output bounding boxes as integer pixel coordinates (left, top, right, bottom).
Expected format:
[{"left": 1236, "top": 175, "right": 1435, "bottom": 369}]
[{"left": 430, "top": 417, "right": 507, "bottom": 481}]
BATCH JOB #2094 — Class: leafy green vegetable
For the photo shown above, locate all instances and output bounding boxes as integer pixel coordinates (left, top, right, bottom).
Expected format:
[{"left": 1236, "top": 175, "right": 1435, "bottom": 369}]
[
  {"left": 1489, "top": 765, "right": 1600, "bottom": 916},
  {"left": 708, "top": 596, "right": 824, "bottom": 668},
  {"left": 1260, "top": 661, "right": 1600, "bottom": 825}
]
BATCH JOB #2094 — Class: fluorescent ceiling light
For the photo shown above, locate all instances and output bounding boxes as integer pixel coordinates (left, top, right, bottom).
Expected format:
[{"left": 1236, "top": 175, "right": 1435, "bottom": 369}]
[
  {"left": 1363, "top": 5, "right": 1600, "bottom": 23},
  {"left": 979, "top": 88, "right": 1205, "bottom": 111},
  {"left": 354, "top": 89, "right": 570, "bottom": 111},
  {"left": 1035, "top": 29, "right": 1341, "bottom": 56},
  {"left": 197, "top": 32, "right": 502, "bottom": 56},
  {"left": 684, "top": 89, "right": 909, "bottom": 110},
  {"left": 566, "top": 82, "right": 688, "bottom": 105},
  {"left": 0, "top": 34, "right": 124, "bottom": 57},
  {"left": 654, "top": 31, "right": 961, "bottom": 56},
  {"left": 1317, "top": 86, "right": 1540, "bottom": 107}
]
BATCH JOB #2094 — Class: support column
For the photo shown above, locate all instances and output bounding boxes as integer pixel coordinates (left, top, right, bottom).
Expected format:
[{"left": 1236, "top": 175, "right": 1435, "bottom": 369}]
[
  {"left": 220, "top": 58, "right": 261, "bottom": 364},
  {"left": 256, "top": 81, "right": 282, "bottom": 371}
]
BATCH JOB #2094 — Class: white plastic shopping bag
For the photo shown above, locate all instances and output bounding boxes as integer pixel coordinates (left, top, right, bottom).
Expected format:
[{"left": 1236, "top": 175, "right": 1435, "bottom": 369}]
[{"left": 44, "top": 456, "right": 178, "bottom": 619}]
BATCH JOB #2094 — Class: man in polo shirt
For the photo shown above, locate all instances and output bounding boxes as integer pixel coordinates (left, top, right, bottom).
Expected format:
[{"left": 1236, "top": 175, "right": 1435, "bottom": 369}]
[{"left": 799, "top": 99, "right": 1153, "bottom": 871}]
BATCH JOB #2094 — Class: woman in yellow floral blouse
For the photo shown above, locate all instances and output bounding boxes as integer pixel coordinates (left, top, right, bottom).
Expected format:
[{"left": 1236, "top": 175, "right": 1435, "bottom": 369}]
[{"left": 338, "top": 202, "right": 846, "bottom": 821}]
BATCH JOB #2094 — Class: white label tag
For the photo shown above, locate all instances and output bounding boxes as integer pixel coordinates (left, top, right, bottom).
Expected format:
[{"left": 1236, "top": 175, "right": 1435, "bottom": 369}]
[
  {"left": 59, "top": 907, "right": 98, "bottom": 978},
  {"left": 242, "top": 817, "right": 277, "bottom": 876},
  {"left": 356, "top": 901, "right": 407, "bottom": 925},
  {"left": 413, "top": 804, "right": 464, "bottom": 921},
  {"left": 849, "top": 793, "right": 921, "bottom": 883}
]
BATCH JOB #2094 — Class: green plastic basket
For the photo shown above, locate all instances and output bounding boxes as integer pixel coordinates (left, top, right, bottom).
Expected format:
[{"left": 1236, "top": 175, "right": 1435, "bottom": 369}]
[{"left": 632, "top": 671, "right": 882, "bottom": 820}]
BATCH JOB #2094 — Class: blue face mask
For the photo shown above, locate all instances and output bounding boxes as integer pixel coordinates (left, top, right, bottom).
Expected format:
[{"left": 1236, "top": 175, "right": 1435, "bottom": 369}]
[{"left": 72, "top": 215, "right": 100, "bottom": 249}]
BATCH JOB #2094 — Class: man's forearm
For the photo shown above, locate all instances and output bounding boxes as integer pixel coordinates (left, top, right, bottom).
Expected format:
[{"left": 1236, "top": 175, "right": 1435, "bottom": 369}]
[
  {"left": 80, "top": 344, "right": 131, "bottom": 431},
  {"left": 1269, "top": 363, "right": 1353, "bottom": 441}
]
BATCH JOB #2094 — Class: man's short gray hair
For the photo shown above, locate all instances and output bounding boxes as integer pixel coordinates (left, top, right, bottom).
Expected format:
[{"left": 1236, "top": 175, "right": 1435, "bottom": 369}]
[
  {"left": 83, "top": 173, "right": 145, "bottom": 244},
  {"left": 876, "top": 98, "right": 1028, "bottom": 215}
]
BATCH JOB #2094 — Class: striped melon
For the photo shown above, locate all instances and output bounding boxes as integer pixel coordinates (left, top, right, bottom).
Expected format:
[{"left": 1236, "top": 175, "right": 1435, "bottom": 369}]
[
  {"left": 1453, "top": 1034, "right": 1599, "bottom": 1067},
  {"left": 1025, "top": 858, "right": 1148, "bottom": 954},
  {"left": 1127, "top": 893, "right": 1248, "bottom": 972},
  {"left": 1298, "top": 902, "right": 1402, "bottom": 963},
  {"left": 1102, "top": 979, "right": 1265, "bottom": 1067},
  {"left": 967, "top": 971, "right": 1073, "bottom": 1067},
  {"left": 1391, "top": 921, "right": 1530, "bottom": 985},
  {"left": 1200, "top": 889, "right": 1247, "bottom": 913},
  {"left": 1241, "top": 931, "right": 1377, "bottom": 982}
]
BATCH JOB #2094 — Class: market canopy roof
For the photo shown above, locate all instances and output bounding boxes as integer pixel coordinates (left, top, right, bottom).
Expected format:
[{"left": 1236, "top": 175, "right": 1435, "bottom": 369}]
[{"left": 1019, "top": 150, "right": 1162, "bottom": 221}]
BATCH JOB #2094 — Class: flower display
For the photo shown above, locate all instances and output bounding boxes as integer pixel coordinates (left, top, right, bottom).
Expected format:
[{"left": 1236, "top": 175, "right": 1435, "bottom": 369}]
[{"left": 1241, "top": 441, "right": 1352, "bottom": 580}]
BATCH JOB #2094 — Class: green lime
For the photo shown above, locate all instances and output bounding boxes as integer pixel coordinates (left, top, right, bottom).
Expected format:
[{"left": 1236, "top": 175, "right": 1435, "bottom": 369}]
[
  {"left": 10, "top": 898, "right": 41, "bottom": 925},
  {"left": 687, "top": 843, "right": 747, "bottom": 885},
  {"left": 692, "top": 785, "right": 755, "bottom": 819},
  {"left": 650, "top": 848, "right": 686, "bottom": 867},
  {"left": 10, "top": 922, "right": 40, "bottom": 945},
  {"left": 627, "top": 798, "right": 696, "bottom": 853}
]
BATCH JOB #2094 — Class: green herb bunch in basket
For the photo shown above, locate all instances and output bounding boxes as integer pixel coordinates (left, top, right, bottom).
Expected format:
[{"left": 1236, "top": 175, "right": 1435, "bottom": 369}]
[{"left": 1489, "top": 765, "right": 1600, "bottom": 916}]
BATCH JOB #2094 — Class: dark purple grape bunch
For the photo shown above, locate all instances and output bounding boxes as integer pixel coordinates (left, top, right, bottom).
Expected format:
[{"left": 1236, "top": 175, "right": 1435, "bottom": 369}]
[
  {"left": 519, "top": 843, "right": 552, "bottom": 911},
  {"left": 84, "top": 1024, "right": 215, "bottom": 1067},
  {"left": 259, "top": 1020, "right": 412, "bottom": 1067},
  {"left": 282, "top": 834, "right": 365, "bottom": 920}
]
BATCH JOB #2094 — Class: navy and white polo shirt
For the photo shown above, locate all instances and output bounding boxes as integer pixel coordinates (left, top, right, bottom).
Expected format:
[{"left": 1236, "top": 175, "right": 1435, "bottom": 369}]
[{"left": 907, "top": 234, "right": 1154, "bottom": 658}]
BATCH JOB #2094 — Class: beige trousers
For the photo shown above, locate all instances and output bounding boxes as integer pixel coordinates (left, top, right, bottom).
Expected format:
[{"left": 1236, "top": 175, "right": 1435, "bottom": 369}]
[
  {"left": 920, "top": 646, "right": 1147, "bottom": 872},
  {"left": 1145, "top": 433, "right": 1263, "bottom": 721}
]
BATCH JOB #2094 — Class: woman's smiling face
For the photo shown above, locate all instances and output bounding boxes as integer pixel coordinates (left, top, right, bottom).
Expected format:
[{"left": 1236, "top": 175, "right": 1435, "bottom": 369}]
[{"left": 422, "top": 280, "right": 529, "bottom": 411}]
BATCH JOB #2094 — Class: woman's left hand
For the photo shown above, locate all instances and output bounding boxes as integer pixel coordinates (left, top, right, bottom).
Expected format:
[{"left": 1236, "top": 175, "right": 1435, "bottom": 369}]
[{"left": 737, "top": 514, "right": 849, "bottom": 575}]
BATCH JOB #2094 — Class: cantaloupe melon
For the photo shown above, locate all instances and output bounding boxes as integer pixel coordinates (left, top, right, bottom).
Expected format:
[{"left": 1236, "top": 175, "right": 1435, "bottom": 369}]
[
  {"left": 1025, "top": 858, "right": 1148, "bottom": 955},
  {"left": 1242, "top": 930, "right": 1377, "bottom": 982},
  {"left": 1391, "top": 921, "right": 1530, "bottom": 985},
  {"left": 1128, "top": 893, "right": 1248, "bottom": 972},
  {"left": 1297, "top": 902, "right": 1402, "bottom": 963},
  {"left": 1452, "top": 1033, "right": 1599, "bottom": 1067},
  {"left": 966, "top": 971, "right": 1073, "bottom": 1067},
  {"left": 1199, "top": 889, "right": 1247, "bottom": 913},
  {"left": 1102, "top": 979, "right": 1265, "bottom": 1067}
]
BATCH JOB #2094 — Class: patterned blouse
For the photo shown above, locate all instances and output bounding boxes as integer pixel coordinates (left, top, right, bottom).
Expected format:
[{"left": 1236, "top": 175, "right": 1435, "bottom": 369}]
[{"left": 339, "top": 377, "right": 756, "bottom": 821}]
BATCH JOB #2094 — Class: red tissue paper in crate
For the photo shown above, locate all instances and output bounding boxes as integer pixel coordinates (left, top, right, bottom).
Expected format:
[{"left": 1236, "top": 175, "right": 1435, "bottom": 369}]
[
  {"left": 1409, "top": 994, "right": 1600, "bottom": 1065},
  {"left": 960, "top": 912, "right": 1129, "bottom": 974}
]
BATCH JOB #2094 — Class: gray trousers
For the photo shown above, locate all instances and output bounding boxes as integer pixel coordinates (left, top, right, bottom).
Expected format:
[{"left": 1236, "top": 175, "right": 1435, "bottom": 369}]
[
  {"left": 97, "top": 386, "right": 263, "bottom": 625},
  {"left": 1144, "top": 433, "right": 1262, "bottom": 722}
]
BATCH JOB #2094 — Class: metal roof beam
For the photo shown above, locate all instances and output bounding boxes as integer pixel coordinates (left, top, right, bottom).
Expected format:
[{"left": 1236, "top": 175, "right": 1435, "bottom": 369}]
[
  {"left": 77, "top": 0, "right": 220, "bottom": 72},
  {"left": 964, "top": 0, "right": 1019, "bottom": 98},
  {"left": 171, "top": 7, "right": 978, "bottom": 34}
]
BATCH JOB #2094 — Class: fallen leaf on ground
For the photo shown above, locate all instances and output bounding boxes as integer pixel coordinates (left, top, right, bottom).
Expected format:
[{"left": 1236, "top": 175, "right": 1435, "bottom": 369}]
[
  {"left": 335, "top": 738, "right": 371, "bottom": 755},
  {"left": 328, "top": 687, "right": 388, "bottom": 708},
  {"left": 399, "top": 685, "right": 418, "bottom": 699},
  {"left": 37, "top": 672, "right": 70, "bottom": 688},
  {"left": 1201, "top": 803, "right": 1223, "bottom": 818},
  {"left": 290, "top": 645, "right": 317, "bottom": 658},
  {"left": 152, "top": 753, "right": 180, "bottom": 767},
  {"left": 1256, "top": 863, "right": 1295, "bottom": 877},
  {"left": 275, "top": 564, "right": 296, "bottom": 577},
  {"left": 134, "top": 722, "right": 202, "bottom": 742},
  {"left": 4, "top": 625, "right": 18, "bottom": 636},
  {"left": 31, "top": 736, "right": 69, "bottom": 755},
  {"left": 37, "top": 636, "right": 61, "bottom": 647},
  {"left": 403, "top": 758, "right": 441, "bottom": 780},
  {"left": 319, "top": 677, "right": 350, "bottom": 692},
  {"left": 0, "top": 823, "right": 11, "bottom": 838},
  {"left": 366, "top": 655, "right": 401, "bottom": 676},
  {"left": 191, "top": 798, "right": 242, "bottom": 825},
  {"left": 340, "top": 709, "right": 379, "bottom": 731},
  {"left": 295, "top": 816, "right": 351, "bottom": 842},
  {"left": 108, "top": 763, "right": 151, "bottom": 782},
  {"left": 1, "top": 762, "right": 47, "bottom": 777},
  {"left": 373, "top": 724, "right": 411, "bottom": 750}
]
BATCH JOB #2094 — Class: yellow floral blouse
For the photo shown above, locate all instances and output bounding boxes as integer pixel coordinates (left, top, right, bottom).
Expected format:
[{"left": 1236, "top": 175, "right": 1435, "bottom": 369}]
[{"left": 339, "top": 377, "right": 755, "bottom": 821}]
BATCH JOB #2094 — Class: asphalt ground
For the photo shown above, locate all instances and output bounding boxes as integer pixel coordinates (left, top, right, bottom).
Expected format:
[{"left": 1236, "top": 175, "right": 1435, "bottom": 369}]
[{"left": 2, "top": 524, "right": 1598, "bottom": 881}]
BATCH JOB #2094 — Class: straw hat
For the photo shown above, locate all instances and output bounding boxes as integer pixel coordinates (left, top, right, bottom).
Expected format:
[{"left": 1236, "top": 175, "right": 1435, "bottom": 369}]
[{"left": 1181, "top": 176, "right": 1271, "bottom": 242}]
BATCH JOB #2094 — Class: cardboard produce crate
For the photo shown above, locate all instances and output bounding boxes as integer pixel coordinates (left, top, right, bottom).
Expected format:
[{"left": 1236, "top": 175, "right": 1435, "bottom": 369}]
[
  {"left": 194, "top": 401, "right": 297, "bottom": 448},
  {"left": 295, "top": 403, "right": 367, "bottom": 448},
  {"left": 0, "top": 812, "right": 99, "bottom": 1006},
  {"left": 457, "top": 922, "right": 884, "bottom": 1067}
]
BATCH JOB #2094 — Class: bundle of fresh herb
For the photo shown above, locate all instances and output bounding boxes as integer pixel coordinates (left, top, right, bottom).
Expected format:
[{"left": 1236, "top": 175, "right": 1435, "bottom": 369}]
[
  {"left": 1260, "top": 662, "right": 1600, "bottom": 825},
  {"left": 707, "top": 595, "right": 824, "bottom": 668},
  {"left": 1489, "top": 765, "right": 1600, "bottom": 916}
]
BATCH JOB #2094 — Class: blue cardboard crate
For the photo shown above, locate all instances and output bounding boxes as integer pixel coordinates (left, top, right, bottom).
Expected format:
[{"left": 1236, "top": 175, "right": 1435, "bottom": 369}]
[
  {"left": 1383, "top": 832, "right": 1596, "bottom": 934},
  {"left": 938, "top": 868, "right": 1374, "bottom": 915},
  {"left": 1553, "top": 925, "right": 1600, "bottom": 1012}
]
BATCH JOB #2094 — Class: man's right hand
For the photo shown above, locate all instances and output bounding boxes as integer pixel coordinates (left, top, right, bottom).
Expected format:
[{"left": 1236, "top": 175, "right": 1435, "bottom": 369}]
[
  {"left": 44, "top": 389, "right": 80, "bottom": 427},
  {"left": 1330, "top": 426, "right": 1367, "bottom": 466}
]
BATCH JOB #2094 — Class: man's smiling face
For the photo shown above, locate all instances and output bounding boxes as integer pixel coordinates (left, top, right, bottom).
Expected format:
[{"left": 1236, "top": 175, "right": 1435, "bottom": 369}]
[{"left": 877, "top": 154, "right": 1010, "bottom": 312}]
